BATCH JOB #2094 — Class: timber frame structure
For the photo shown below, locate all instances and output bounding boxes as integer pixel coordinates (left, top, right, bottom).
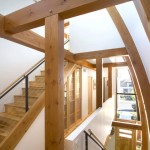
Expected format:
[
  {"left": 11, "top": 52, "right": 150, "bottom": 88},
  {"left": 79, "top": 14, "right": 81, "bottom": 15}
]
[{"left": 0, "top": 0, "right": 150, "bottom": 149}]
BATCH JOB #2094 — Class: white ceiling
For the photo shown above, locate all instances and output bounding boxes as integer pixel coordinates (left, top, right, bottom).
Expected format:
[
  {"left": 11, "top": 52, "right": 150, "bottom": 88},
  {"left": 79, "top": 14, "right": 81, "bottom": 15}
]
[
  {"left": 0, "top": 0, "right": 34, "bottom": 15},
  {"left": 0, "top": 1, "right": 150, "bottom": 81}
]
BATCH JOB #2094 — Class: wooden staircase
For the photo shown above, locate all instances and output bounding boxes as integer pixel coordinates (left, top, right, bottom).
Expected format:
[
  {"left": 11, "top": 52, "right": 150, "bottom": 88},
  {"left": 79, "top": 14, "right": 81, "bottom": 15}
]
[
  {"left": 0, "top": 61, "right": 76, "bottom": 145},
  {"left": 0, "top": 70, "right": 45, "bottom": 143}
]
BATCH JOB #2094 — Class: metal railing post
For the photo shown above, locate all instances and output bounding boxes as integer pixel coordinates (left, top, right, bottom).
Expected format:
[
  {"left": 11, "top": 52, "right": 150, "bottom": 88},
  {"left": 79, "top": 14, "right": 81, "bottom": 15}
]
[
  {"left": 25, "top": 76, "right": 29, "bottom": 112},
  {"left": 85, "top": 132, "right": 88, "bottom": 150},
  {"left": 84, "top": 130, "right": 104, "bottom": 150}
]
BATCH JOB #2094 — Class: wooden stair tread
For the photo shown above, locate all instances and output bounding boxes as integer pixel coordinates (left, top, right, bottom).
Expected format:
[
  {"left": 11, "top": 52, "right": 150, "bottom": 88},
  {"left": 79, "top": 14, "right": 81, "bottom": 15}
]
[
  {"left": 5, "top": 103, "right": 32, "bottom": 108},
  {"left": 0, "top": 129, "right": 12, "bottom": 137},
  {"left": 0, "top": 114, "right": 18, "bottom": 137},
  {"left": 29, "top": 81, "right": 45, "bottom": 88},
  {"left": 0, "top": 133, "right": 7, "bottom": 139},
  {"left": 14, "top": 95, "right": 38, "bottom": 99},
  {"left": 0, "top": 113, "right": 21, "bottom": 121},
  {"left": 30, "top": 81, "right": 45, "bottom": 88},
  {"left": 0, "top": 133, "right": 6, "bottom": 143},
  {"left": 22, "top": 87, "right": 45, "bottom": 90}
]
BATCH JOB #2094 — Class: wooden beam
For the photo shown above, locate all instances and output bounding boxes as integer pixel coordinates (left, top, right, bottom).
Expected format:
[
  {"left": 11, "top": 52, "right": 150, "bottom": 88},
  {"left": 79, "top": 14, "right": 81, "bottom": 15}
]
[
  {"left": 64, "top": 21, "right": 70, "bottom": 28},
  {"left": 112, "top": 121, "right": 142, "bottom": 130},
  {"left": 96, "top": 57, "right": 103, "bottom": 108},
  {"left": 140, "top": 0, "right": 150, "bottom": 22},
  {"left": 45, "top": 14, "right": 64, "bottom": 150},
  {"left": 74, "top": 48, "right": 128, "bottom": 60},
  {"left": 108, "top": 66, "right": 112, "bottom": 98},
  {"left": 134, "top": 0, "right": 150, "bottom": 41},
  {"left": 93, "top": 62, "right": 128, "bottom": 68},
  {"left": 4, "top": 0, "right": 131, "bottom": 33},
  {"left": 0, "top": 14, "right": 94, "bottom": 70},
  {"left": 0, "top": 14, "right": 45, "bottom": 52},
  {"left": 124, "top": 56, "right": 148, "bottom": 150},
  {"left": 103, "top": 62, "right": 127, "bottom": 67},
  {"left": 108, "top": 62, "right": 126, "bottom": 67},
  {"left": 64, "top": 50, "right": 95, "bottom": 69},
  {"left": 77, "top": 60, "right": 95, "bottom": 70},
  {"left": 107, "top": 6, "right": 150, "bottom": 133}
]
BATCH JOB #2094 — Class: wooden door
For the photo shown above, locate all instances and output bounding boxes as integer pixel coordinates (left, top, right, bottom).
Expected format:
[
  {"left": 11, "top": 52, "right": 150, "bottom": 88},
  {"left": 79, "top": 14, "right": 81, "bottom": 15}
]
[
  {"left": 103, "top": 77, "right": 108, "bottom": 102},
  {"left": 88, "top": 76, "right": 92, "bottom": 114}
]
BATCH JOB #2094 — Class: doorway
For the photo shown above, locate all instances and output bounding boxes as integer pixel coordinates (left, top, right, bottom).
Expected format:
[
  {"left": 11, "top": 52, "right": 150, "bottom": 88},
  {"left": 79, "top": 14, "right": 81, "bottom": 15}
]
[{"left": 88, "top": 76, "right": 92, "bottom": 114}]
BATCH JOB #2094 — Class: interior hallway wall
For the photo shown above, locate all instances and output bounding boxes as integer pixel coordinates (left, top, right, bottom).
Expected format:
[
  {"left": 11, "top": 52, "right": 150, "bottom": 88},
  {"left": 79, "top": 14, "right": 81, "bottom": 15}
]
[{"left": 81, "top": 67, "right": 96, "bottom": 119}]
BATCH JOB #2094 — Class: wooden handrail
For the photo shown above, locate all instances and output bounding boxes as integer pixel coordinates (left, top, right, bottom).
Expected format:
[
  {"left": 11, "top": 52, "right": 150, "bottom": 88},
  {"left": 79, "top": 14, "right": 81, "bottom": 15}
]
[
  {"left": 0, "top": 57, "right": 45, "bottom": 97},
  {"left": 0, "top": 92, "right": 45, "bottom": 150},
  {"left": 88, "top": 129, "right": 106, "bottom": 150}
]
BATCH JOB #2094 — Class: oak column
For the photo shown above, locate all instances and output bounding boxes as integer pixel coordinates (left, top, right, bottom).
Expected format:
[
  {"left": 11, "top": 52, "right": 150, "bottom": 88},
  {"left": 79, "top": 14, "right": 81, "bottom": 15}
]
[
  {"left": 96, "top": 57, "right": 103, "bottom": 108},
  {"left": 45, "top": 15, "right": 64, "bottom": 150}
]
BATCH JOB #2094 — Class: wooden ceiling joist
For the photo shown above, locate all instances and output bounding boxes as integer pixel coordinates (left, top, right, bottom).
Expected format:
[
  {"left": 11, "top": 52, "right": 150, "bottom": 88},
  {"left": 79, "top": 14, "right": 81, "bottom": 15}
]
[
  {"left": 0, "top": 14, "right": 94, "bottom": 69},
  {"left": 103, "top": 62, "right": 127, "bottom": 67},
  {"left": 93, "top": 62, "right": 127, "bottom": 68},
  {"left": 4, "top": 0, "right": 131, "bottom": 33},
  {"left": 0, "top": 14, "right": 45, "bottom": 53},
  {"left": 134, "top": 0, "right": 150, "bottom": 41},
  {"left": 107, "top": 6, "right": 150, "bottom": 133},
  {"left": 74, "top": 48, "right": 128, "bottom": 60}
]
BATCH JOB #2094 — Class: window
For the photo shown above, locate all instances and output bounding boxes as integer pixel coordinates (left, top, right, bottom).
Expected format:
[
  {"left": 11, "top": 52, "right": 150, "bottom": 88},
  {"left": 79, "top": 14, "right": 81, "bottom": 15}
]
[{"left": 116, "top": 67, "right": 138, "bottom": 121}]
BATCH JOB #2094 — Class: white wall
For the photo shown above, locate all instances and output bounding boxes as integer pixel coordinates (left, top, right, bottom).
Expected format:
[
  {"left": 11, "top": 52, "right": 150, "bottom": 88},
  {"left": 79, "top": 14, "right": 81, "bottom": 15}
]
[
  {"left": 70, "top": 9, "right": 124, "bottom": 53},
  {"left": 65, "top": 98, "right": 115, "bottom": 150},
  {"left": 81, "top": 67, "right": 96, "bottom": 119},
  {"left": 15, "top": 109, "right": 45, "bottom": 150},
  {"left": 0, "top": 38, "right": 44, "bottom": 111},
  {"left": 0, "top": 38, "right": 44, "bottom": 92}
]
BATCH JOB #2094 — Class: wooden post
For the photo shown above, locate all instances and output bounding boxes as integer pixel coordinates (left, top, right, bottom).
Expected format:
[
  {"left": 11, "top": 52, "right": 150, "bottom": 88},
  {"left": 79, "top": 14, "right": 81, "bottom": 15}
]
[
  {"left": 45, "top": 14, "right": 64, "bottom": 150},
  {"left": 96, "top": 57, "right": 103, "bottom": 108},
  {"left": 108, "top": 66, "right": 112, "bottom": 98}
]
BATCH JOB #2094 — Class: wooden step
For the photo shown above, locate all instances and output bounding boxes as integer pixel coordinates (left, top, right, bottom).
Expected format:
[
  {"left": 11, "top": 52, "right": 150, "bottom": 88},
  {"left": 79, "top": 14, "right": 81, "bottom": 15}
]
[
  {"left": 0, "top": 126, "right": 15, "bottom": 137},
  {"left": 0, "top": 115, "right": 18, "bottom": 126},
  {"left": 5, "top": 103, "right": 26, "bottom": 117},
  {"left": 29, "top": 81, "right": 45, "bottom": 88},
  {"left": 0, "top": 134, "right": 6, "bottom": 143},
  {"left": 0, "top": 113, "right": 21, "bottom": 121},
  {"left": 41, "top": 70, "right": 45, "bottom": 76},
  {"left": 35, "top": 75, "right": 45, "bottom": 82},
  {"left": 0, "top": 68, "right": 46, "bottom": 145},
  {"left": 22, "top": 87, "right": 44, "bottom": 97},
  {"left": 0, "top": 114, "right": 18, "bottom": 137},
  {"left": 14, "top": 95, "right": 38, "bottom": 105}
]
